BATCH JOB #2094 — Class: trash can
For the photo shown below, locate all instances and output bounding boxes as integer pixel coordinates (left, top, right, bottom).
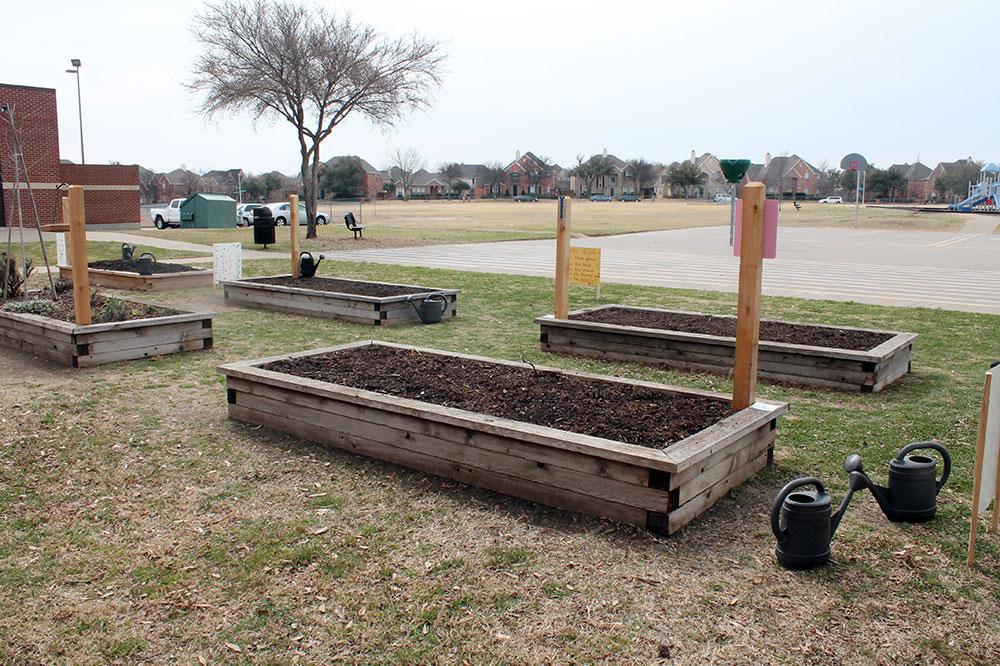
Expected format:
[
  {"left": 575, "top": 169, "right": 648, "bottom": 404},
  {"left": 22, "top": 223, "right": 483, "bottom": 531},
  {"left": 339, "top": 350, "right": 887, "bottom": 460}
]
[{"left": 252, "top": 207, "right": 276, "bottom": 247}]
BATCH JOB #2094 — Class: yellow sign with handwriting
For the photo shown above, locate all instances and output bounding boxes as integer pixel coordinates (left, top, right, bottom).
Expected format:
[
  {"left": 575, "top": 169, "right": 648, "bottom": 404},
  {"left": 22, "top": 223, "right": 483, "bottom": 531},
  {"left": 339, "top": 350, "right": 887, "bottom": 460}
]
[{"left": 569, "top": 247, "right": 601, "bottom": 287}]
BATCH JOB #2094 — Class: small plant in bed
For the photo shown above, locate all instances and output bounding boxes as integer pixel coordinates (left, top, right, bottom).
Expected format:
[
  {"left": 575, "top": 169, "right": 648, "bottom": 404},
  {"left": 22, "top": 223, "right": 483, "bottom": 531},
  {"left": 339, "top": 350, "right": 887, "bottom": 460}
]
[
  {"left": 2, "top": 289, "right": 178, "bottom": 324},
  {"left": 88, "top": 259, "right": 201, "bottom": 274}
]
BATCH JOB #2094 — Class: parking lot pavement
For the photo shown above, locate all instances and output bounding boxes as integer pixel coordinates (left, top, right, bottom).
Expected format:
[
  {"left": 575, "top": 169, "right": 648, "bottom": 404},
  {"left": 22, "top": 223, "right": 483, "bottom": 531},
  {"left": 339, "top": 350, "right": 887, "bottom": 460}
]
[{"left": 320, "top": 224, "right": 1000, "bottom": 314}]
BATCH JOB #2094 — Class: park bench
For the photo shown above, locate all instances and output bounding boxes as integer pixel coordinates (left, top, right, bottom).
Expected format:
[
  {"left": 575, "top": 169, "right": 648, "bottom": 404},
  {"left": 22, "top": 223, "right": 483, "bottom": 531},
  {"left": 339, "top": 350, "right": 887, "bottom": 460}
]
[{"left": 345, "top": 211, "right": 366, "bottom": 239}]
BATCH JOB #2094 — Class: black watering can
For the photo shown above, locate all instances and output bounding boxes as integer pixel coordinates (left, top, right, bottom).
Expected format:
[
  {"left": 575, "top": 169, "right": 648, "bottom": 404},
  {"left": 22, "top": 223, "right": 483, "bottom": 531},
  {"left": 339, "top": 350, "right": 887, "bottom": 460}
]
[
  {"left": 121, "top": 242, "right": 135, "bottom": 261},
  {"left": 771, "top": 469, "right": 868, "bottom": 569},
  {"left": 408, "top": 292, "right": 449, "bottom": 324},
  {"left": 136, "top": 252, "right": 156, "bottom": 276},
  {"left": 846, "top": 441, "right": 951, "bottom": 522},
  {"left": 299, "top": 252, "right": 324, "bottom": 278}
]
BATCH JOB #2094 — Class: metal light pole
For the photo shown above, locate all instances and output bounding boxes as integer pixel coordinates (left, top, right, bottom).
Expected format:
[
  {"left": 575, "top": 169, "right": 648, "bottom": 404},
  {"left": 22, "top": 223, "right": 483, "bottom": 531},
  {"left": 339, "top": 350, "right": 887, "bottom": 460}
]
[{"left": 65, "top": 59, "right": 84, "bottom": 164}]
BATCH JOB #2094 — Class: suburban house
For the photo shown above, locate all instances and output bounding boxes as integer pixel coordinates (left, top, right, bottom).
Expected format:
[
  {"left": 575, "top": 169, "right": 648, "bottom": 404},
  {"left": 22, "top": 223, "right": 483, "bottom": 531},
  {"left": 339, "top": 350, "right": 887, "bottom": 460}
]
[
  {"left": 455, "top": 164, "right": 488, "bottom": 198},
  {"left": 889, "top": 162, "right": 932, "bottom": 201},
  {"left": 164, "top": 168, "right": 203, "bottom": 198},
  {"left": 745, "top": 153, "right": 821, "bottom": 197},
  {"left": 201, "top": 168, "right": 243, "bottom": 199},
  {"left": 503, "top": 151, "right": 558, "bottom": 197},
  {"left": 928, "top": 158, "right": 978, "bottom": 201},
  {"left": 659, "top": 151, "right": 727, "bottom": 199},
  {"left": 323, "top": 155, "right": 384, "bottom": 199}
]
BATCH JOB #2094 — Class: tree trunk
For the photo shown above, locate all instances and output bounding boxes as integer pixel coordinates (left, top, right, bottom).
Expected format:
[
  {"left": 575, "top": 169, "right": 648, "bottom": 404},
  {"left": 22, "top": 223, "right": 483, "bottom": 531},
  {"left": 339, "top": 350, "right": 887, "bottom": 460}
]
[
  {"left": 299, "top": 145, "right": 317, "bottom": 240},
  {"left": 308, "top": 146, "right": 321, "bottom": 239}
]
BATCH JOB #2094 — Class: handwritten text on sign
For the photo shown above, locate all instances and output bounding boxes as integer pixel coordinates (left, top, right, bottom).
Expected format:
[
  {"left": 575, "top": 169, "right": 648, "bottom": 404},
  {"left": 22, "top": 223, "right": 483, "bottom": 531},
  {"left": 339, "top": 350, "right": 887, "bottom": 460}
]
[
  {"left": 569, "top": 247, "right": 601, "bottom": 287},
  {"left": 213, "top": 242, "right": 243, "bottom": 284}
]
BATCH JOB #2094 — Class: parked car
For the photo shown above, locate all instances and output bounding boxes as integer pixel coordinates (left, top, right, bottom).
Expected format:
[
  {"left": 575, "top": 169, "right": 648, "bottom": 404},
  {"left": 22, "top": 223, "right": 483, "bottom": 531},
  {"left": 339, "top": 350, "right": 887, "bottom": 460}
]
[
  {"left": 150, "top": 198, "right": 185, "bottom": 229},
  {"left": 590, "top": 194, "right": 612, "bottom": 202},
  {"left": 512, "top": 194, "right": 538, "bottom": 202},
  {"left": 237, "top": 203, "right": 263, "bottom": 227},
  {"left": 713, "top": 193, "right": 733, "bottom": 203},
  {"left": 263, "top": 202, "right": 328, "bottom": 226},
  {"left": 617, "top": 194, "right": 641, "bottom": 202},
  {"left": 818, "top": 196, "right": 843, "bottom": 204}
]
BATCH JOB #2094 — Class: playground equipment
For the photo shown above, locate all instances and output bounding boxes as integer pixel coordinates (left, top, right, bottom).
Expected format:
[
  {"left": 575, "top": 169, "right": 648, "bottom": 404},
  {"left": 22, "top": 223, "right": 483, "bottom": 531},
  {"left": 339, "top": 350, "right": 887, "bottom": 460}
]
[{"left": 950, "top": 163, "right": 1000, "bottom": 212}]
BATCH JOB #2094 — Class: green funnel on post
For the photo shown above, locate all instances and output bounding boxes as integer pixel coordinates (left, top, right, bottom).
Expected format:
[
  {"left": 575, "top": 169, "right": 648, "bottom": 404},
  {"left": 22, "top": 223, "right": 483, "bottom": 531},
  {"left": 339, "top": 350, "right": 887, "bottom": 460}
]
[{"left": 720, "top": 159, "right": 751, "bottom": 184}]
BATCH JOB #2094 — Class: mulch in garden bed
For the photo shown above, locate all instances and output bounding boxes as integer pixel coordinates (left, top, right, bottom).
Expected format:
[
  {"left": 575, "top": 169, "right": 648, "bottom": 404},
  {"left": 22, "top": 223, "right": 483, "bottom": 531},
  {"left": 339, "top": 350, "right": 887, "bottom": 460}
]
[
  {"left": 250, "top": 276, "right": 431, "bottom": 298},
  {"left": 3, "top": 289, "right": 178, "bottom": 324},
  {"left": 88, "top": 259, "right": 201, "bottom": 274},
  {"left": 263, "top": 345, "right": 733, "bottom": 449},
  {"left": 571, "top": 307, "right": 893, "bottom": 352}
]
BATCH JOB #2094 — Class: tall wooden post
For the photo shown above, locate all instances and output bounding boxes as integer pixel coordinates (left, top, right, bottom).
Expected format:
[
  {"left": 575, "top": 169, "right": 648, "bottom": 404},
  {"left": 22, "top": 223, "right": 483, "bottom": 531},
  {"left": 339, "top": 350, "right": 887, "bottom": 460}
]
[
  {"left": 732, "top": 183, "right": 766, "bottom": 410},
  {"left": 554, "top": 195, "right": 571, "bottom": 319},
  {"left": 289, "top": 193, "right": 300, "bottom": 278},
  {"left": 67, "top": 185, "right": 91, "bottom": 325}
]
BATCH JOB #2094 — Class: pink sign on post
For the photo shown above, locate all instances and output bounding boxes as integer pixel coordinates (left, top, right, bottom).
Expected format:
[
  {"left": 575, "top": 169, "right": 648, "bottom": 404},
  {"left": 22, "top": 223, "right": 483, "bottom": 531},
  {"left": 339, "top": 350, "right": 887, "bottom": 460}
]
[{"left": 734, "top": 198, "right": 779, "bottom": 259}]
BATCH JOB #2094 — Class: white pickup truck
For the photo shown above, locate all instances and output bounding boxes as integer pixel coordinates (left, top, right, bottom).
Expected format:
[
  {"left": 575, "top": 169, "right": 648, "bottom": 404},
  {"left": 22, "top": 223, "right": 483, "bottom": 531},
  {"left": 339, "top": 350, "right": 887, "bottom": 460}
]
[{"left": 150, "top": 198, "right": 185, "bottom": 229}]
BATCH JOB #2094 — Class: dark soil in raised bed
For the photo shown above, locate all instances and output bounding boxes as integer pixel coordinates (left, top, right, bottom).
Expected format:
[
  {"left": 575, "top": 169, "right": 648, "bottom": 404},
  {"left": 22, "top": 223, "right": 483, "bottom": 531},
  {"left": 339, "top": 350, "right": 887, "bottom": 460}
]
[
  {"left": 88, "top": 259, "right": 200, "bottom": 274},
  {"left": 571, "top": 307, "right": 894, "bottom": 351},
  {"left": 250, "top": 276, "right": 432, "bottom": 298},
  {"left": 3, "top": 289, "right": 178, "bottom": 324},
  {"left": 263, "top": 345, "right": 733, "bottom": 449}
]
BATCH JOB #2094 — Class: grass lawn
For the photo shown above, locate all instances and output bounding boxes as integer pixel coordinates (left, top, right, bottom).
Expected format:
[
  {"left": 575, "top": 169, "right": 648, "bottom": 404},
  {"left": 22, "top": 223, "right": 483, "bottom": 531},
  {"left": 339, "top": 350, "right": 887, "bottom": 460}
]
[
  {"left": 128, "top": 199, "right": 971, "bottom": 254},
  {"left": 2, "top": 258, "right": 1000, "bottom": 663}
]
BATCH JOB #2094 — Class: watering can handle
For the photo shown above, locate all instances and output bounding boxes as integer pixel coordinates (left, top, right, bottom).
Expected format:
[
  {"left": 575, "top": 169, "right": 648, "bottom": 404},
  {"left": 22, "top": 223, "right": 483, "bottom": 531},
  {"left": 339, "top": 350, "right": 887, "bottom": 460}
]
[
  {"left": 300, "top": 251, "right": 312, "bottom": 259},
  {"left": 139, "top": 252, "right": 156, "bottom": 262},
  {"left": 770, "top": 477, "right": 825, "bottom": 544},
  {"left": 896, "top": 441, "right": 951, "bottom": 490}
]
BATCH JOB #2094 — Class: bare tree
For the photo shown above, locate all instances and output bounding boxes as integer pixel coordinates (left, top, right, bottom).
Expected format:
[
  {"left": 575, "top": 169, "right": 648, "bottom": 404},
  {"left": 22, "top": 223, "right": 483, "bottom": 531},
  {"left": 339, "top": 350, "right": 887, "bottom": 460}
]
[
  {"left": 480, "top": 161, "right": 507, "bottom": 198},
  {"left": 190, "top": 0, "right": 445, "bottom": 238},
  {"left": 439, "top": 162, "right": 463, "bottom": 194},
  {"left": 180, "top": 170, "right": 202, "bottom": 196},
  {"left": 388, "top": 146, "right": 425, "bottom": 199}
]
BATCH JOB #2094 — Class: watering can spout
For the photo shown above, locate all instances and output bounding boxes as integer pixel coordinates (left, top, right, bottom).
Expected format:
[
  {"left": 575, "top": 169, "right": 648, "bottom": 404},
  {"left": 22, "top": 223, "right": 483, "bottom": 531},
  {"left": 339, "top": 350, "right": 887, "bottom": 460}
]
[{"left": 830, "top": 461, "right": 870, "bottom": 536}]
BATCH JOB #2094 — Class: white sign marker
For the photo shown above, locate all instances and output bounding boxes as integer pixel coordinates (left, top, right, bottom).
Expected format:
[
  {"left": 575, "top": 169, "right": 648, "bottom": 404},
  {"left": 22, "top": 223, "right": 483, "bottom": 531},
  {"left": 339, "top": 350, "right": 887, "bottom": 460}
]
[{"left": 213, "top": 242, "right": 242, "bottom": 284}]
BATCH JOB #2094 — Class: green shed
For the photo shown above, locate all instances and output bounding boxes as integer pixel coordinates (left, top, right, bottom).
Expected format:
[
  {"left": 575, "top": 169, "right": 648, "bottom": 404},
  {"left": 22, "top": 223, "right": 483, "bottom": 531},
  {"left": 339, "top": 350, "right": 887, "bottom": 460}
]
[{"left": 179, "top": 193, "right": 237, "bottom": 229}]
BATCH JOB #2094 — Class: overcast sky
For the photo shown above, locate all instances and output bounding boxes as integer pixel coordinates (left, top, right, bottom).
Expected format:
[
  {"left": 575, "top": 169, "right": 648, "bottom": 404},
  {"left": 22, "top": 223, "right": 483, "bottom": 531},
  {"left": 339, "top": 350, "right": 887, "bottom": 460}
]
[{"left": 3, "top": 0, "right": 996, "bottom": 176}]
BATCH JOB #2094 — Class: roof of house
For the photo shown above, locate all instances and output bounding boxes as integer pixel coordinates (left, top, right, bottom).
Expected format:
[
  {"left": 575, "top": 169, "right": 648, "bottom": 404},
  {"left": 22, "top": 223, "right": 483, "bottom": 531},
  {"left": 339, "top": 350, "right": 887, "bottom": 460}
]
[
  {"left": 889, "top": 162, "right": 932, "bottom": 180},
  {"left": 456, "top": 163, "right": 486, "bottom": 178},
  {"left": 410, "top": 169, "right": 446, "bottom": 186},
  {"left": 165, "top": 168, "right": 201, "bottom": 185},
  {"left": 756, "top": 155, "right": 818, "bottom": 183},
  {"left": 325, "top": 155, "right": 380, "bottom": 173},
  {"left": 507, "top": 151, "right": 553, "bottom": 172}
]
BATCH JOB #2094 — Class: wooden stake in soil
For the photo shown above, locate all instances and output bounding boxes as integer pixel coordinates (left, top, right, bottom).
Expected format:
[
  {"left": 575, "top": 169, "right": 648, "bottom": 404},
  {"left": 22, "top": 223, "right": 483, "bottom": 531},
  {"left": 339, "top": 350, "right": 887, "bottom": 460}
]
[
  {"left": 554, "top": 195, "right": 572, "bottom": 319},
  {"left": 67, "top": 185, "right": 91, "bottom": 325},
  {"left": 732, "top": 182, "right": 766, "bottom": 411},
  {"left": 289, "top": 193, "right": 300, "bottom": 278}
]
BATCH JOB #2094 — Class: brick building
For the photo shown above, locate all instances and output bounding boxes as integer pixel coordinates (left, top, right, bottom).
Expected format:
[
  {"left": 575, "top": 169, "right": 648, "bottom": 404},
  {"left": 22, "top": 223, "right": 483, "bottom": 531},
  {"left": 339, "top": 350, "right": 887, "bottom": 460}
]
[{"left": 1, "top": 82, "right": 141, "bottom": 228}]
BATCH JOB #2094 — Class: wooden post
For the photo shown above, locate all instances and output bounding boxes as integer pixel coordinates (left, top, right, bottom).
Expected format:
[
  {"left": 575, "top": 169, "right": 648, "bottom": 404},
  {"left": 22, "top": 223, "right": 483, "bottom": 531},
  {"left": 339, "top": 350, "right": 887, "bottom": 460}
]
[
  {"left": 968, "top": 372, "right": 991, "bottom": 566},
  {"left": 732, "top": 182, "right": 766, "bottom": 411},
  {"left": 61, "top": 197, "right": 72, "bottom": 265},
  {"left": 554, "top": 195, "right": 571, "bottom": 319},
  {"left": 67, "top": 185, "right": 91, "bottom": 325},
  {"left": 289, "top": 193, "right": 300, "bottom": 278}
]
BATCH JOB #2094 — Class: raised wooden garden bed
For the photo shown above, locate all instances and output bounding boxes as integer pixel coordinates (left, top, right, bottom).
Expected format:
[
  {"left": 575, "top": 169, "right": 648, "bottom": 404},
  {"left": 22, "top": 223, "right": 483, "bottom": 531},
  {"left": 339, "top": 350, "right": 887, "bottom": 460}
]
[
  {"left": 58, "top": 263, "right": 214, "bottom": 292},
  {"left": 221, "top": 275, "right": 458, "bottom": 326},
  {"left": 219, "top": 341, "right": 788, "bottom": 535},
  {"left": 0, "top": 305, "right": 214, "bottom": 368},
  {"left": 537, "top": 304, "right": 917, "bottom": 392}
]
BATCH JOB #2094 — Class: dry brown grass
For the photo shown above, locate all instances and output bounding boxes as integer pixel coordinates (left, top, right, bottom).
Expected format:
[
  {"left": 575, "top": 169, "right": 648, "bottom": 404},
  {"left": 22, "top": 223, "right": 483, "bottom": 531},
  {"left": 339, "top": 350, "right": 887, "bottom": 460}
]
[{"left": 3, "top": 260, "right": 1000, "bottom": 664}]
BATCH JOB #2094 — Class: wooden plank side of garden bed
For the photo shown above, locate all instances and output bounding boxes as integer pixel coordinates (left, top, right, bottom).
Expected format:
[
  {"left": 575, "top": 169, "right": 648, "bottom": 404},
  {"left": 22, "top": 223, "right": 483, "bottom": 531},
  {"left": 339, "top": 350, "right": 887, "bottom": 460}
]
[
  {"left": 58, "top": 266, "right": 214, "bottom": 292},
  {"left": 223, "top": 284, "right": 381, "bottom": 324},
  {"left": 0, "top": 328, "right": 74, "bottom": 365},
  {"left": 227, "top": 402, "right": 651, "bottom": 529},
  {"left": 220, "top": 341, "right": 788, "bottom": 534},
  {"left": 0, "top": 308, "right": 213, "bottom": 367},
  {"left": 226, "top": 376, "right": 651, "bottom": 487},
  {"left": 539, "top": 310, "right": 916, "bottom": 392},
  {"left": 229, "top": 388, "right": 673, "bottom": 512}
]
